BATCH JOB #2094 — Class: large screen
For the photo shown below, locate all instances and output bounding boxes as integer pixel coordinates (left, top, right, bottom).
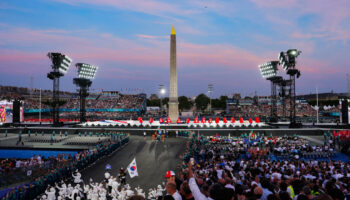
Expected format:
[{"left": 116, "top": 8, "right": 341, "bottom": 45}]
[{"left": 0, "top": 100, "right": 13, "bottom": 123}]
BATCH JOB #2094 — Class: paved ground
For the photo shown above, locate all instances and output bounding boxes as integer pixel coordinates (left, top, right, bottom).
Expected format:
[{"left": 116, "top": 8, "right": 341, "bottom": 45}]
[{"left": 81, "top": 136, "right": 187, "bottom": 190}]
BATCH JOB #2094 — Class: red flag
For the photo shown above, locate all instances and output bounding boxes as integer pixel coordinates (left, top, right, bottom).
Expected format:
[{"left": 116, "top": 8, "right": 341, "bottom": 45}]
[
  {"left": 215, "top": 117, "right": 220, "bottom": 124},
  {"left": 201, "top": 117, "right": 206, "bottom": 123},
  {"left": 159, "top": 117, "right": 164, "bottom": 123},
  {"left": 223, "top": 117, "right": 227, "bottom": 123},
  {"left": 231, "top": 117, "right": 235, "bottom": 123},
  {"left": 255, "top": 117, "right": 260, "bottom": 123},
  {"left": 186, "top": 118, "right": 190, "bottom": 124},
  {"left": 194, "top": 117, "right": 199, "bottom": 123},
  {"left": 138, "top": 117, "right": 143, "bottom": 124},
  {"left": 176, "top": 118, "right": 181, "bottom": 124},
  {"left": 249, "top": 118, "right": 253, "bottom": 124},
  {"left": 149, "top": 117, "right": 153, "bottom": 124},
  {"left": 208, "top": 118, "right": 213, "bottom": 123},
  {"left": 240, "top": 117, "right": 244, "bottom": 123},
  {"left": 166, "top": 117, "right": 171, "bottom": 123}
]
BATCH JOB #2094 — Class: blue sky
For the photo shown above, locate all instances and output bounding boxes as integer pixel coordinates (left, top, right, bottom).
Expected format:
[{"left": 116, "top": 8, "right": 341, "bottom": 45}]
[{"left": 0, "top": 0, "right": 349, "bottom": 97}]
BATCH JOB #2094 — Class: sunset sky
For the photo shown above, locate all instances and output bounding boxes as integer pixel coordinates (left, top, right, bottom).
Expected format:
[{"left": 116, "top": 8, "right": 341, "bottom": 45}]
[{"left": 0, "top": 0, "right": 349, "bottom": 97}]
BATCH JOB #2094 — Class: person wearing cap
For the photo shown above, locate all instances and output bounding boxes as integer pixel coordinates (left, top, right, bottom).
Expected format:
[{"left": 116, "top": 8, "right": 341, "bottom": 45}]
[{"left": 165, "top": 170, "right": 182, "bottom": 191}]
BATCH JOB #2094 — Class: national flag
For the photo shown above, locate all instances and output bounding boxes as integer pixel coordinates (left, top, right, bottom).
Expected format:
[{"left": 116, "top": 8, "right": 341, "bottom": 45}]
[
  {"left": 159, "top": 117, "right": 164, "bottom": 123},
  {"left": 208, "top": 118, "right": 213, "bottom": 123},
  {"left": 138, "top": 117, "right": 143, "bottom": 124},
  {"left": 176, "top": 118, "right": 181, "bottom": 124},
  {"left": 166, "top": 117, "right": 171, "bottom": 123},
  {"left": 201, "top": 117, "right": 206, "bottom": 123},
  {"left": 186, "top": 118, "right": 190, "bottom": 124},
  {"left": 223, "top": 117, "right": 227, "bottom": 123},
  {"left": 127, "top": 158, "right": 138, "bottom": 178},
  {"left": 249, "top": 118, "right": 253, "bottom": 124},
  {"left": 215, "top": 117, "right": 220, "bottom": 124},
  {"left": 231, "top": 117, "right": 235, "bottom": 123},
  {"left": 240, "top": 117, "right": 244, "bottom": 123},
  {"left": 149, "top": 117, "right": 153, "bottom": 124}
]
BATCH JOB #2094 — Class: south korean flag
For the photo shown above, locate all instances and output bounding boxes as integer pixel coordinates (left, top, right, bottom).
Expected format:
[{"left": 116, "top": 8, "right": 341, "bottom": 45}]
[{"left": 127, "top": 158, "right": 138, "bottom": 178}]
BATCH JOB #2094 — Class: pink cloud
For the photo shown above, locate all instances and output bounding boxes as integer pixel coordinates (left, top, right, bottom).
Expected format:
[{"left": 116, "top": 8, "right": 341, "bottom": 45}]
[
  {"left": 136, "top": 34, "right": 168, "bottom": 40},
  {"left": 0, "top": 24, "right": 345, "bottom": 88}
]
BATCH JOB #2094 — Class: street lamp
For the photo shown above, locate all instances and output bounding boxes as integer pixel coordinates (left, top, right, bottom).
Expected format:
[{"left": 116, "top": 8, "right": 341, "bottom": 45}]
[
  {"left": 159, "top": 85, "right": 166, "bottom": 116},
  {"left": 208, "top": 84, "right": 213, "bottom": 114}
]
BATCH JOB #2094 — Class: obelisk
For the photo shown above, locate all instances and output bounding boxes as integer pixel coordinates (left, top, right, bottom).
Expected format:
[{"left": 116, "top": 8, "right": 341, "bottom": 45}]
[{"left": 169, "top": 25, "right": 179, "bottom": 123}]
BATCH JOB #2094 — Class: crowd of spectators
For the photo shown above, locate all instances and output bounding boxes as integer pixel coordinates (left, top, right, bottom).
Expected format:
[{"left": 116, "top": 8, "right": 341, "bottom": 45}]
[
  {"left": 169, "top": 134, "right": 350, "bottom": 200},
  {"left": 9, "top": 133, "right": 349, "bottom": 200}
]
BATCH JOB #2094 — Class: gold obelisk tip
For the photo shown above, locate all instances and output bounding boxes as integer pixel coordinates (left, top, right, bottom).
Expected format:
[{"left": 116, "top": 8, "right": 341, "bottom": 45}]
[{"left": 171, "top": 25, "right": 176, "bottom": 35}]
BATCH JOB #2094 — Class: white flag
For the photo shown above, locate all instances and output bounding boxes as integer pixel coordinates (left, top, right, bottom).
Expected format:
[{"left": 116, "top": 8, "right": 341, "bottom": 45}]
[{"left": 127, "top": 158, "right": 138, "bottom": 178}]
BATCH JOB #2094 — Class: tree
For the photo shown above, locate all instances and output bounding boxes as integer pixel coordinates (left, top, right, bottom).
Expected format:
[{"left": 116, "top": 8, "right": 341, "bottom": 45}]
[
  {"left": 146, "top": 99, "right": 160, "bottom": 107},
  {"left": 178, "top": 96, "right": 192, "bottom": 111},
  {"left": 195, "top": 93, "right": 210, "bottom": 111},
  {"left": 211, "top": 96, "right": 228, "bottom": 109}
]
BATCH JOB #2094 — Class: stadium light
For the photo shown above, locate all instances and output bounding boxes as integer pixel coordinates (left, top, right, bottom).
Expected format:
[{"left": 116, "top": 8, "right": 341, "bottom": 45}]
[
  {"left": 258, "top": 61, "right": 280, "bottom": 122},
  {"left": 47, "top": 53, "right": 72, "bottom": 75},
  {"left": 47, "top": 52, "right": 73, "bottom": 126},
  {"left": 76, "top": 63, "right": 98, "bottom": 79},
  {"left": 74, "top": 63, "right": 99, "bottom": 123},
  {"left": 278, "top": 52, "right": 288, "bottom": 70},
  {"left": 259, "top": 61, "right": 279, "bottom": 79},
  {"left": 279, "top": 49, "right": 302, "bottom": 127},
  {"left": 279, "top": 49, "right": 301, "bottom": 70}
]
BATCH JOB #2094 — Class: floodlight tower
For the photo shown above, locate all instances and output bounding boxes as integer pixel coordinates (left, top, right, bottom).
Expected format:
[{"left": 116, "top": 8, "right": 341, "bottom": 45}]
[
  {"left": 47, "top": 52, "right": 72, "bottom": 126},
  {"left": 259, "top": 61, "right": 282, "bottom": 122},
  {"left": 278, "top": 79, "right": 292, "bottom": 120},
  {"left": 74, "top": 63, "right": 98, "bottom": 123},
  {"left": 279, "top": 49, "right": 301, "bottom": 127}
]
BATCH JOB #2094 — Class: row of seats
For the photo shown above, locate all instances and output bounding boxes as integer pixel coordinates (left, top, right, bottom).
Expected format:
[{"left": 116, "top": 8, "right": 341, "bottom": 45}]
[
  {"left": 25, "top": 135, "right": 68, "bottom": 143},
  {"left": 64, "top": 136, "right": 110, "bottom": 146}
]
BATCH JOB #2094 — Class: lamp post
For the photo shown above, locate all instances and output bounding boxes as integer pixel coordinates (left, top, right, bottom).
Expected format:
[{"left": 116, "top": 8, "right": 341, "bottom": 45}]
[
  {"left": 208, "top": 84, "right": 213, "bottom": 114},
  {"left": 159, "top": 85, "right": 166, "bottom": 116}
]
